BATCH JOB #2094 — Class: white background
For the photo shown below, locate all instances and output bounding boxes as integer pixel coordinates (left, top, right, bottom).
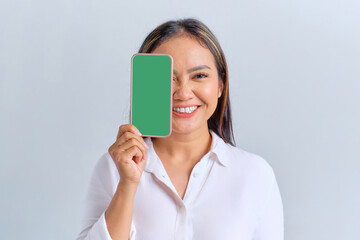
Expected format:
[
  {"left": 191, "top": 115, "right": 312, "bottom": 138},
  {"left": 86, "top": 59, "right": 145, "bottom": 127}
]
[{"left": 1, "top": 0, "right": 359, "bottom": 239}]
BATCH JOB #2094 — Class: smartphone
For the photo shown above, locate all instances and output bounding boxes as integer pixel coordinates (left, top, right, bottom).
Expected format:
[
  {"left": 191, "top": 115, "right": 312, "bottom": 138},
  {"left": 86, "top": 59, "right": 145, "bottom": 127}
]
[{"left": 130, "top": 53, "right": 173, "bottom": 137}]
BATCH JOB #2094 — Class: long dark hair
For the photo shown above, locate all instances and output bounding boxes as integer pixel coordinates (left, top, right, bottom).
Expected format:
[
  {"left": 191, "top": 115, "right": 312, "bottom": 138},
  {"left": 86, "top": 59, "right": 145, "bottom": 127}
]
[{"left": 138, "top": 18, "right": 236, "bottom": 147}]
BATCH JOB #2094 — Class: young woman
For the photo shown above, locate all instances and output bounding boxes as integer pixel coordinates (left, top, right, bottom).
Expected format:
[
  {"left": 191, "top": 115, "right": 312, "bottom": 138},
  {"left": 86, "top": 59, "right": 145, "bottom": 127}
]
[{"left": 77, "top": 18, "right": 284, "bottom": 240}]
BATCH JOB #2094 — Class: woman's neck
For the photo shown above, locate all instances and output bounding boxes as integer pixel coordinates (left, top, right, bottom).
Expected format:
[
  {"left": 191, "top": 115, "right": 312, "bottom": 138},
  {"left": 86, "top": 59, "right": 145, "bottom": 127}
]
[{"left": 151, "top": 126, "right": 212, "bottom": 165}]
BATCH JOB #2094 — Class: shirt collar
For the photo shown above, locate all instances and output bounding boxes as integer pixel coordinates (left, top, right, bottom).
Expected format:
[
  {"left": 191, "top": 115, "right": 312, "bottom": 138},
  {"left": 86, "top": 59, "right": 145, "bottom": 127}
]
[
  {"left": 209, "top": 129, "right": 229, "bottom": 167},
  {"left": 143, "top": 129, "right": 229, "bottom": 174}
]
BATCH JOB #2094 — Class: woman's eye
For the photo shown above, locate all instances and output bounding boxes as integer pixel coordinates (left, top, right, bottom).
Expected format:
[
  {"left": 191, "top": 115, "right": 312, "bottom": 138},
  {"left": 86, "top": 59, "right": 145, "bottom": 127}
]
[
  {"left": 172, "top": 73, "right": 208, "bottom": 81},
  {"left": 194, "top": 73, "right": 208, "bottom": 79}
]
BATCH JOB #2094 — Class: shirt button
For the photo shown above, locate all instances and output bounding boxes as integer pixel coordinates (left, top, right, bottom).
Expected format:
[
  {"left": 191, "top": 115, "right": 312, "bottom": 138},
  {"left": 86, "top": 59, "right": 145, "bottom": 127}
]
[
  {"left": 162, "top": 174, "right": 166, "bottom": 178},
  {"left": 193, "top": 172, "right": 198, "bottom": 177}
]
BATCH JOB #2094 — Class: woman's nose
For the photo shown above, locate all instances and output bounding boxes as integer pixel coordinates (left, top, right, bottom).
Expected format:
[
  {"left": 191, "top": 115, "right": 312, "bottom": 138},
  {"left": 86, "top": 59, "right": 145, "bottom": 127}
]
[{"left": 173, "top": 81, "right": 194, "bottom": 100}]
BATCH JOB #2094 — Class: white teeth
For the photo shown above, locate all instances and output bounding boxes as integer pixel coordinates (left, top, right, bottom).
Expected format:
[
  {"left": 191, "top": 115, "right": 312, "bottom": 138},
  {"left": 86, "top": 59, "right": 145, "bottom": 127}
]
[{"left": 173, "top": 106, "right": 198, "bottom": 113}]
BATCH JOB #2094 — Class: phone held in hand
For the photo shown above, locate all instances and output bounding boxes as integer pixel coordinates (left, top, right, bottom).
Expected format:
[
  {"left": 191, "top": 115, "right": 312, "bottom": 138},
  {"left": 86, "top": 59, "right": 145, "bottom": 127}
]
[{"left": 130, "top": 53, "right": 173, "bottom": 137}]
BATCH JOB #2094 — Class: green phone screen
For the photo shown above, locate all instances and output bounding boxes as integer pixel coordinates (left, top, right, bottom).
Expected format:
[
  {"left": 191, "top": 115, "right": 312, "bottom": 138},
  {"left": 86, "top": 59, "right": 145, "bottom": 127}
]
[{"left": 130, "top": 54, "right": 173, "bottom": 137}]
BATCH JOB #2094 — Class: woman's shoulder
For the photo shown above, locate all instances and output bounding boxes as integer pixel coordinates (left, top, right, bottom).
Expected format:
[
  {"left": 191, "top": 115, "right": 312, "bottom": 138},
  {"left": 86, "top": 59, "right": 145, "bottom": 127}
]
[
  {"left": 220, "top": 140, "right": 275, "bottom": 179},
  {"left": 211, "top": 130, "right": 273, "bottom": 174},
  {"left": 220, "top": 144, "right": 277, "bottom": 195}
]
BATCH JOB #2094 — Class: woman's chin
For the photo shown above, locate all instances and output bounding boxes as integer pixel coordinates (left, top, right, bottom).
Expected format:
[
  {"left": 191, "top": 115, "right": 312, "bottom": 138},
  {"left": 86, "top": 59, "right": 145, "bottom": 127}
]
[{"left": 171, "top": 126, "right": 197, "bottom": 135}]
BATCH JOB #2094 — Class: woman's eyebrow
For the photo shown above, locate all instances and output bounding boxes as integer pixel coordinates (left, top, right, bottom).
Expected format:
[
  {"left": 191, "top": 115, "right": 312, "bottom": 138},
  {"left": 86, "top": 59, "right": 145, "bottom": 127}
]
[{"left": 173, "top": 65, "right": 211, "bottom": 75}]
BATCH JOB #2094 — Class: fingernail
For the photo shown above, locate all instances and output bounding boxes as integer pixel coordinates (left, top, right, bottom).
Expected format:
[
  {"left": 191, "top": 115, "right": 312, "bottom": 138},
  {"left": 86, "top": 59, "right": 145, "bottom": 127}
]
[{"left": 136, "top": 130, "right": 142, "bottom": 136}]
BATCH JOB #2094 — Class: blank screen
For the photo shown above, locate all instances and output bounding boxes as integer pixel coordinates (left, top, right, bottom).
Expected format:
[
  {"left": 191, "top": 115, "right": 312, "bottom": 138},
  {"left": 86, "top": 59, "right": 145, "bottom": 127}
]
[{"left": 130, "top": 54, "right": 173, "bottom": 137}]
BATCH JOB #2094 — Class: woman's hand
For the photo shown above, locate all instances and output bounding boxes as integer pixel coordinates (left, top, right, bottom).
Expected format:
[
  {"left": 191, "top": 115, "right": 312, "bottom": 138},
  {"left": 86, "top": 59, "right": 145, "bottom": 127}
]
[{"left": 108, "top": 124, "right": 149, "bottom": 186}]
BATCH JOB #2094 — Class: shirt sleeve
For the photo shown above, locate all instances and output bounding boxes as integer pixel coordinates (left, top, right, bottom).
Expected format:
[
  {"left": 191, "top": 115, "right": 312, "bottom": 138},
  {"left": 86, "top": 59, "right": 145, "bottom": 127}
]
[
  {"left": 76, "top": 153, "right": 137, "bottom": 240},
  {"left": 252, "top": 169, "right": 284, "bottom": 240}
]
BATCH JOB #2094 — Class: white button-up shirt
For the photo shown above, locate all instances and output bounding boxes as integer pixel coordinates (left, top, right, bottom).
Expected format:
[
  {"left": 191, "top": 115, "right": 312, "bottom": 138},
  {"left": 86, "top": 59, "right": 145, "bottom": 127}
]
[{"left": 76, "top": 130, "right": 284, "bottom": 240}]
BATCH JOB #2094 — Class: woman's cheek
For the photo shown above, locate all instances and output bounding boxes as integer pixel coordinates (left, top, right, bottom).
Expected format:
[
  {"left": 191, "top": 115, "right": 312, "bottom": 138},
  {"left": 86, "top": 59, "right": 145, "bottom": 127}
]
[
  {"left": 197, "top": 84, "right": 219, "bottom": 113},
  {"left": 202, "top": 81, "right": 216, "bottom": 93},
  {"left": 202, "top": 83, "right": 219, "bottom": 101}
]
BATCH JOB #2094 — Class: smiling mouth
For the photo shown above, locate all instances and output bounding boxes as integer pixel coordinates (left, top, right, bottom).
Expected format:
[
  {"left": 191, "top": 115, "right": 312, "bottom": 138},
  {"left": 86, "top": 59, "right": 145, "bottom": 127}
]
[
  {"left": 172, "top": 105, "right": 199, "bottom": 113},
  {"left": 172, "top": 106, "right": 200, "bottom": 117}
]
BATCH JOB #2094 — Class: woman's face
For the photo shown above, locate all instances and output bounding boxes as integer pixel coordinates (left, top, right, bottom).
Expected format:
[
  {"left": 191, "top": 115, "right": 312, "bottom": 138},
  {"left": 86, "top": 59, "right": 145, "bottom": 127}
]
[{"left": 152, "top": 35, "right": 223, "bottom": 135}]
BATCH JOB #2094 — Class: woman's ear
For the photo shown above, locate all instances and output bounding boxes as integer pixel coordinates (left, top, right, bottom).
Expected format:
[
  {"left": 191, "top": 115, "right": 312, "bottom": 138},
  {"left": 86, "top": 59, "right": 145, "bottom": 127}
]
[{"left": 218, "top": 81, "right": 224, "bottom": 98}]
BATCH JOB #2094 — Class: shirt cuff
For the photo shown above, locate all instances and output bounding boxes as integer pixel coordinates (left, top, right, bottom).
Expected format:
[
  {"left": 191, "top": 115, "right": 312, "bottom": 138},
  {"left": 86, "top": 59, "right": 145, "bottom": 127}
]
[
  {"left": 90, "top": 211, "right": 137, "bottom": 240},
  {"left": 86, "top": 211, "right": 113, "bottom": 240},
  {"left": 129, "top": 220, "right": 137, "bottom": 240}
]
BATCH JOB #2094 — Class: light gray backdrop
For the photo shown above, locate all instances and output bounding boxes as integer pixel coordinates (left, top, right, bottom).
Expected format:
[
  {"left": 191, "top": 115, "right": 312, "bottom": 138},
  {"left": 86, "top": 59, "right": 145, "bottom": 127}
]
[{"left": 1, "top": 0, "right": 359, "bottom": 239}]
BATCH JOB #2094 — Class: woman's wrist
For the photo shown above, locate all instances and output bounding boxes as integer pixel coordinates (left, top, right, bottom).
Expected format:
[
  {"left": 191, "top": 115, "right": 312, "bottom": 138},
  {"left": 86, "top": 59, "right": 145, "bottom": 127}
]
[{"left": 117, "top": 180, "right": 139, "bottom": 196}]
